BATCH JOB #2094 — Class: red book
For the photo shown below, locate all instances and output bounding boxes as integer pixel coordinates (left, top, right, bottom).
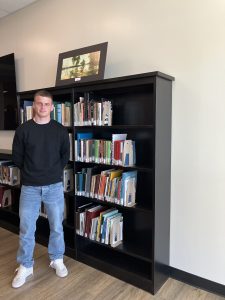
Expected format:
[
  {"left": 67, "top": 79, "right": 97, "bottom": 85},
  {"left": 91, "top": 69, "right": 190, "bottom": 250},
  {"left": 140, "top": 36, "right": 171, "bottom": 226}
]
[{"left": 84, "top": 205, "right": 106, "bottom": 238}]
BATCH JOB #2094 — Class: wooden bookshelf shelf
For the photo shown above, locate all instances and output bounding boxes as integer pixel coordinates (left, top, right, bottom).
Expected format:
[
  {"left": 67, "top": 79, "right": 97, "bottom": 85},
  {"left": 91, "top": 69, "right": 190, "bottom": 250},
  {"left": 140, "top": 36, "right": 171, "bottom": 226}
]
[
  {"left": 74, "top": 125, "right": 154, "bottom": 129},
  {"left": 74, "top": 161, "right": 153, "bottom": 173},
  {"left": 76, "top": 195, "right": 153, "bottom": 213},
  {"left": 77, "top": 234, "right": 152, "bottom": 263}
]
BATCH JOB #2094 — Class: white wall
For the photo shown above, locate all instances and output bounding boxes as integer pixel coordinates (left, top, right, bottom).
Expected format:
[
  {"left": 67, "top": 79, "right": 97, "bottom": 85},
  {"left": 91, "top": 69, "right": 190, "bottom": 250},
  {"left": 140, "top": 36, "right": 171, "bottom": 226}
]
[{"left": 0, "top": 0, "right": 224, "bottom": 285}]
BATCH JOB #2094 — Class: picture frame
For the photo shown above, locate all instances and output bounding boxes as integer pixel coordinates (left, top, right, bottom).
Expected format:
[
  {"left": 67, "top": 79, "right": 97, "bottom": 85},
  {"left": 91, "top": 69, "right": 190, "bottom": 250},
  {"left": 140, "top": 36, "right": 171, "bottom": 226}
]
[{"left": 55, "top": 42, "right": 108, "bottom": 86}]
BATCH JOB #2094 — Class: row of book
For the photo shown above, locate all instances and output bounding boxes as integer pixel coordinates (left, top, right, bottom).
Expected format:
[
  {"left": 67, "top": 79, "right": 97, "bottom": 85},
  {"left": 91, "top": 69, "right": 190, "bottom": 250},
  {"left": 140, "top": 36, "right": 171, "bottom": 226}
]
[
  {"left": 51, "top": 102, "right": 72, "bottom": 126},
  {"left": 20, "top": 101, "right": 72, "bottom": 126},
  {"left": 75, "top": 168, "right": 137, "bottom": 207},
  {"left": 76, "top": 203, "right": 123, "bottom": 248},
  {"left": 74, "top": 97, "right": 112, "bottom": 126},
  {"left": 0, "top": 160, "right": 20, "bottom": 186},
  {"left": 20, "top": 100, "right": 33, "bottom": 122},
  {"left": 75, "top": 133, "right": 136, "bottom": 167},
  {"left": 0, "top": 160, "right": 73, "bottom": 192}
]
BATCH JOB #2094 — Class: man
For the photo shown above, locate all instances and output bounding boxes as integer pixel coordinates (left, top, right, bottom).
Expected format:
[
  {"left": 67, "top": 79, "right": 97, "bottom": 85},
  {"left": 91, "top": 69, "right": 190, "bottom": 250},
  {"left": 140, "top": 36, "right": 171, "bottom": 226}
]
[{"left": 12, "top": 90, "right": 70, "bottom": 288}]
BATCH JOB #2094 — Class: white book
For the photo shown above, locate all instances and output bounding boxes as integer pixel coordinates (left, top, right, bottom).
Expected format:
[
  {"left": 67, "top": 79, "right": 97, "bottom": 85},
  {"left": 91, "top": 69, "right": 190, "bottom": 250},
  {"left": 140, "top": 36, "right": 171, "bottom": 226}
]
[
  {"left": 110, "top": 215, "right": 123, "bottom": 248},
  {"left": 112, "top": 134, "right": 127, "bottom": 165}
]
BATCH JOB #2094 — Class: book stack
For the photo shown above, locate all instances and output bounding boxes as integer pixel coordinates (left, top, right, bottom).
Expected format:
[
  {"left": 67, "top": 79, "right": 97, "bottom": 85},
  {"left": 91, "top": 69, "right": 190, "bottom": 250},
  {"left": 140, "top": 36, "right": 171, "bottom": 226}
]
[
  {"left": 75, "top": 133, "right": 136, "bottom": 167},
  {"left": 0, "top": 185, "right": 12, "bottom": 207},
  {"left": 112, "top": 134, "right": 136, "bottom": 167},
  {"left": 76, "top": 203, "right": 123, "bottom": 248},
  {"left": 74, "top": 97, "right": 112, "bottom": 126},
  {"left": 75, "top": 168, "right": 137, "bottom": 207},
  {"left": 51, "top": 101, "right": 72, "bottom": 126},
  {"left": 0, "top": 160, "right": 20, "bottom": 186},
  {"left": 20, "top": 100, "right": 33, "bottom": 123}
]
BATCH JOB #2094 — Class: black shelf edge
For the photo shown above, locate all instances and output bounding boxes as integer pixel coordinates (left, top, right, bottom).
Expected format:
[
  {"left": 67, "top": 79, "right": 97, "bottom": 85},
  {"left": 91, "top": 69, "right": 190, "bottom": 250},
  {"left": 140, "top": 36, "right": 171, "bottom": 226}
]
[
  {"left": 77, "top": 250, "right": 153, "bottom": 293},
  {"left": 0, "top": 219, "right": 19, "bottom": 234},
  {"left": 75, "top": 161, "right": 153, "bottom": 173},
  {"left": 0, "top": 183, "right": 21, "bottom": 190},
  {"left": 75, "top": 195, "right": 152, "bottom": 213},
  {"left": 74, "top": 125, "right": 154, "bottom": 129},
  {"left": 18, "top": 71, "right": 174, "bottom": 95},
  {"left": 0, "top": 206, "right": 19, "bottom": 215},
  {"left": 76, "top": 234, "right": 152, "bottom": 263},
  {"left": 0, "top": 149, "right": 12, "bottom": 160}
]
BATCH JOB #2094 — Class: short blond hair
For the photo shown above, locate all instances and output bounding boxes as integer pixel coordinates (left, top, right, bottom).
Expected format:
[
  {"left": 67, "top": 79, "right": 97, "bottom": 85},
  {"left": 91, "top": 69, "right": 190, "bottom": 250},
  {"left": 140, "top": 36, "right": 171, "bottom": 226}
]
[{"left": 34, "top": 90, "right": 53, "bottom": 102}]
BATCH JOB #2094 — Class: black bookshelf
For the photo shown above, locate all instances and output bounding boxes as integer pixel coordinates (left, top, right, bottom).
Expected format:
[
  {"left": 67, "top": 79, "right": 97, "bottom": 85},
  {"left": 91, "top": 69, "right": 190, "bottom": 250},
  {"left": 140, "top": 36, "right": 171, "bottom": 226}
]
[
  {"left": 73, "top": 72, "right": 174, "bottom": 294},
  {"left": 0, "top": 71, "right": 174, "bottom": 294}
]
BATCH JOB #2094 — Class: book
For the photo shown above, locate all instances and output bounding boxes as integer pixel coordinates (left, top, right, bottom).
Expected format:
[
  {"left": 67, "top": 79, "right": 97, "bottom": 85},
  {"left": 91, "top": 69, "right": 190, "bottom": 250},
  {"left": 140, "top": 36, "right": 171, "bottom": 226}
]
[
  {"left": 84, "top": 205, "right": 106, "bottom": 238},
  {"left": 76, "top": 132, "right": 93, "bottom": 161},
  {"left": 23, "top": 100, "right": 33, "bottom": 121},
  {"left": 120, "top": 171, "right": 137, "bottom": 207},
  {"left": 123, "top": 140, "right": 136, "bottom": 166},
  {"left": 63, "top": 165, "right": 74, "bottom": 192},
  {"left": 105, "top": 212, "right": 122, "bottom": 245},
  {"left": 0, "top": 161, "right": 15, "bottom": 184},
  {"left": 8, "top": 165, "right": 20, "bottom": 186},
  {"left": 112, "top": 134, "right": 127, "bottom": 165},
  {"left": 101, "top": 209, "right": 119, "bottom": 243},
  {"left": 76, "top": 203, "right": 93, "bottom": 235},
  {"left": 96, "top": 208, "right": 115, "bottom": 242},
  {"left": 0, "top": 185, "right": 12, "bottom": 207},
  {"left": 110, "top": 215, "right": 123, "bottom": 247}
]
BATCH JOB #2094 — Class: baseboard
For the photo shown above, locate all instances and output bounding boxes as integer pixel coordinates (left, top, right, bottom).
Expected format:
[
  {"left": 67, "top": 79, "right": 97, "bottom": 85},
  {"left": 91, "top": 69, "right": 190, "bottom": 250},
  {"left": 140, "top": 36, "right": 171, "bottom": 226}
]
[{"left": 170, "top": 267, "right": 225, "bottom": 297}]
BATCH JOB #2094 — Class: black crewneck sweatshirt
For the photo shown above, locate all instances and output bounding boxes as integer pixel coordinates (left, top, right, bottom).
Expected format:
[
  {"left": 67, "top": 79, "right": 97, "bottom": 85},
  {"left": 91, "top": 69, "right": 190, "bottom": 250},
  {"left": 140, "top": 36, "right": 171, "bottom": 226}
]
[{"left": 12, "top": 119, "right": 70, "bottom": 186}]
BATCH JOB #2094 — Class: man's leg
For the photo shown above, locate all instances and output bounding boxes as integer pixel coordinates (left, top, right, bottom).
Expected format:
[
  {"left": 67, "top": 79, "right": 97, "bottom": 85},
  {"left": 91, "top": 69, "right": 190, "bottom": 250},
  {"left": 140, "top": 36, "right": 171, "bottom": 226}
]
[
  {"left": 17, "top": 185, "right": 42, "bottom": 267},
  {"left": 42, "top": 182, "right": 65, "bottom": 261},
  {"left": 12, "top": 185, "right": 42, "bottom": 288},
  {"left": 43, "top": 182, "right": 68, "bottom": 277}
]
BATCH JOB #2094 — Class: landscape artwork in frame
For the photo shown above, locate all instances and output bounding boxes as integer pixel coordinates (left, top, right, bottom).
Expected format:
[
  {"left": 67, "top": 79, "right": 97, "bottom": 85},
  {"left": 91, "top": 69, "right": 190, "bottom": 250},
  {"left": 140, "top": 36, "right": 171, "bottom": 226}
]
[{"left": 55, "top": 42, "right": 108, "bottom": 86}]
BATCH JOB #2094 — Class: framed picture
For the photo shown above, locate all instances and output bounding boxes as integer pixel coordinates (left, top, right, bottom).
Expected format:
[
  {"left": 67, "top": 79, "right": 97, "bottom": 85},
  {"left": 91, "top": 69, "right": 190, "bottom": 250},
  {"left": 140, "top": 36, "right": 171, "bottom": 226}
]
[{"left": 55, "top": 42, "right": 108, "bottom": 86}]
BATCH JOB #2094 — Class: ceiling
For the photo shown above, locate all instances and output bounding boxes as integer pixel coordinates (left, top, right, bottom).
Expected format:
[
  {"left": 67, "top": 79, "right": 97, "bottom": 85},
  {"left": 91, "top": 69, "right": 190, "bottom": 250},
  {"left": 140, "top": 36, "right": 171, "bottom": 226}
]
[{"left": 0, "top": 0, "right": 38, "bottom": 19}]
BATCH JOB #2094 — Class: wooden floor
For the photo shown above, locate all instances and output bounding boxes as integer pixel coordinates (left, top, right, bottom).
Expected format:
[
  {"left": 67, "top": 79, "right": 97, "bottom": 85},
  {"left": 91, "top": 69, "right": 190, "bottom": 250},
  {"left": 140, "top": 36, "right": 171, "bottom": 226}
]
[{"left": 0, "top": 227, "right": 223, "bottom": 300}]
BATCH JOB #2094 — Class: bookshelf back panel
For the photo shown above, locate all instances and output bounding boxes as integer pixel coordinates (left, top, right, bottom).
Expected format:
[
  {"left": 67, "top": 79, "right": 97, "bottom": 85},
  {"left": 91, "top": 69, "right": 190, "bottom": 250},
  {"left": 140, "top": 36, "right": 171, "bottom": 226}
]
[
  {"left": 123, "top": 210, "right": 152, "bottom": 245},
  {"left": 136, "top": 171, "right": 153, "bottom": 209}
]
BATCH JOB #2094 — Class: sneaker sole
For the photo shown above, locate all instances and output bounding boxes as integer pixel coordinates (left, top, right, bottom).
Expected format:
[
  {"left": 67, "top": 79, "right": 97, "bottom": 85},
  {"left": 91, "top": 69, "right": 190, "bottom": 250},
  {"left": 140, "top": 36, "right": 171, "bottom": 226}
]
[
  {"left": 56, "top": 271, "right": 68, "bottom": 278},
  {"left": 12, "top": 274, "right": 33, "bottom": 289}
]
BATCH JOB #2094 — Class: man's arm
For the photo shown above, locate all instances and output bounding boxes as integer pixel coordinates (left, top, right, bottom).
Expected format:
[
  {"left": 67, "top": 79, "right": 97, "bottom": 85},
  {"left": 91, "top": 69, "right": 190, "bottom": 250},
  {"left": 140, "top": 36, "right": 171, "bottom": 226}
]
[
  {"left": 60, "top": 129, "right": 70, "bottom": 168},
  {"left": 12, "top": 128, "right": 24, "bottom": 169}
]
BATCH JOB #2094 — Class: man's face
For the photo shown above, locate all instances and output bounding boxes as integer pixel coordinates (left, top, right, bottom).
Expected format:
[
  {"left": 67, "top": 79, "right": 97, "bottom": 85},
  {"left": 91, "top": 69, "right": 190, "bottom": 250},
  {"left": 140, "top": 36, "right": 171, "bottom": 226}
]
[{"left": 33, "top": 95, "right": 53, "bottom": 118}]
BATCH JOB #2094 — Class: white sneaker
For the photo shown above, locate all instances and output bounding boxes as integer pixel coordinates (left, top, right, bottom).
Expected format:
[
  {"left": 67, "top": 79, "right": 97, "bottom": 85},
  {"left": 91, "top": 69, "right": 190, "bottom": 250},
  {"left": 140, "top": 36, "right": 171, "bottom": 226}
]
[
  {"left": 12, "top": 265, "right": 33, "bottom": 288},
  {"left": 49, "top": 259, "right": 68, "bottom": 278}
]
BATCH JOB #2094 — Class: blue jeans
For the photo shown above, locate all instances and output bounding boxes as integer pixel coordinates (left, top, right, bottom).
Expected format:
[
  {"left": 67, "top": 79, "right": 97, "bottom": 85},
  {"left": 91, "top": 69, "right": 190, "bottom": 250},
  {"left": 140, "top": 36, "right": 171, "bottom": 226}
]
[{"left": 17, "top": 182, "right": 65, "bottom": 268}]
